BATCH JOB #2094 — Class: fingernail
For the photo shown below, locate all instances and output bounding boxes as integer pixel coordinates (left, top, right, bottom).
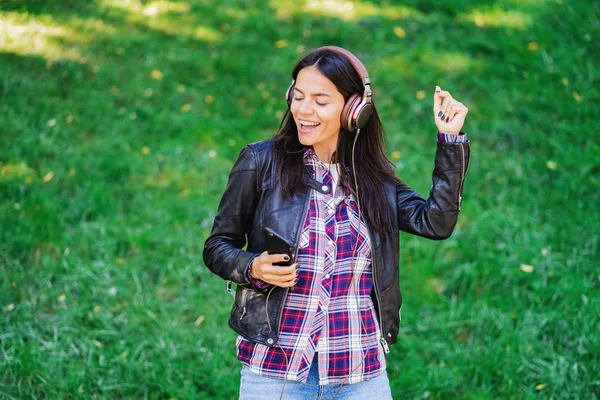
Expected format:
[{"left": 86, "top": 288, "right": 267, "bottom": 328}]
[
  {"left": 435, "top": 85, "right": 441, "bottom": 93},
  {"left": 437, "top": 111, "right": 442, "bottom": 117},
  {"left": 294, "top": 279, "right": 299, "bottom": 284},
  {"left": 441, "top": 114, "right": 445, "bottom": 120},
  {"left": 284, "top": 255, "right": 290, "bottom": 261},
  {"left": 445, "top": 116, "right": 449, "bottom": 122}
]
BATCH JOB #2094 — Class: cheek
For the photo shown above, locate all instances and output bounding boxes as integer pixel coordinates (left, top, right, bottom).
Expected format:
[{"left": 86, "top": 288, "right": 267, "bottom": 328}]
[{"left": 324, "top": 107, "right": 343, "bottom": 127}]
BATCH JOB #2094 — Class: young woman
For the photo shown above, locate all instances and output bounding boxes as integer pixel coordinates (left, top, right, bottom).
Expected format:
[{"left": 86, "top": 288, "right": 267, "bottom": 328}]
[{"left": 203, "top": 46, "right": 470, "bottom": 399}]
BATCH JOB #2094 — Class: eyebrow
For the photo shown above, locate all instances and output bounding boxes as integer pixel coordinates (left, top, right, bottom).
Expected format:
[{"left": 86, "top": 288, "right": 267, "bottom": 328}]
[{"left": 293, "top": 87, "right": 331, "bottom": 97}]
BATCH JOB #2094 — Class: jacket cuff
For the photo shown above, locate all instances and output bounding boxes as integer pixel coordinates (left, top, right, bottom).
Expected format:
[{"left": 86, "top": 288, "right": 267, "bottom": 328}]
[
  {"left": 437, "top": 131, "right": 468, "bottom": 143},
  {"left": 245, "top": 255, "right": 269, "bottom": 291}
]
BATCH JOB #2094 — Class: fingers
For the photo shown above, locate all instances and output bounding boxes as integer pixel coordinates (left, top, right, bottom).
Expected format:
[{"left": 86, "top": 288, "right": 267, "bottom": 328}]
[
  {"left": 252, "top": 252, "right": 298, "bottom": 287},
  {"left": 261, "top": 264, "right": 298, "bottom": 287},
  {"left": 433, "top": 87, "right": 468, "bottom": 124},
  {"left": 433, "top": 85, "right": 452, "bottom": 111},
  {"left": 450, "top": 103, "right": 468, "bottom": 122},
  {"left": 434, "top": 86, "right": 454, "bottom": 121},
  {"left": 261, "top": 251, "right": 291, "bottom": 265}
]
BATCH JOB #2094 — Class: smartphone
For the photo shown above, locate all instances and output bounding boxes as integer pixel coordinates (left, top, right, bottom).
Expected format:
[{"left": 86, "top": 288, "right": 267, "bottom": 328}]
[{"left": 264, "top": 227, "right": 293, "bottom": 266}]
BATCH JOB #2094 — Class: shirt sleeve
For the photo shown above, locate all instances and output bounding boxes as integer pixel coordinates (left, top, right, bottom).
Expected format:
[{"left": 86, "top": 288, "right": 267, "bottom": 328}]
[{"left": 437, "top": 132, "right": 468, "bottom": 143}]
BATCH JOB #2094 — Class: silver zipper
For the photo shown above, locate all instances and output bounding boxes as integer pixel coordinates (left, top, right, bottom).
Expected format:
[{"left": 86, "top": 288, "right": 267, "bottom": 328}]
[{"left": 380, "top": 337, "right": 390, "bottom": 354}]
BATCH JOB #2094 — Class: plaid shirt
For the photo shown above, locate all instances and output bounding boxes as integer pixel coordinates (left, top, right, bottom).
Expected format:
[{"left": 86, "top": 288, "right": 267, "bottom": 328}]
[
  {"left": 237, "top": 146, "right": 386, "bottom": 385},
  {"left": 237, "top": 133, "right": 468, "bottom": 385}
]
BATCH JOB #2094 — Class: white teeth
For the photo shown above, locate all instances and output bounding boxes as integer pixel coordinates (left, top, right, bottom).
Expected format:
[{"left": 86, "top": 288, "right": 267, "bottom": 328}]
[{"left": 300, "top": 120, "right": 320, "bottom": 126}]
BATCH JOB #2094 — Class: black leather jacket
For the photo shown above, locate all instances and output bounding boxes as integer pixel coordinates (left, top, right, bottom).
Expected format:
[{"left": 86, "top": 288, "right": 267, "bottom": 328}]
[{"left": 203, "top": 138, "right": 470, "bottom": 351}]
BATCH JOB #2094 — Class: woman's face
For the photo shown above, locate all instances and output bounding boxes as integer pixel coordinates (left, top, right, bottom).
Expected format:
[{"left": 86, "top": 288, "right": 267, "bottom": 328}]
[{"left": 290, "top": 65, "right": 345, "bottom": 162}]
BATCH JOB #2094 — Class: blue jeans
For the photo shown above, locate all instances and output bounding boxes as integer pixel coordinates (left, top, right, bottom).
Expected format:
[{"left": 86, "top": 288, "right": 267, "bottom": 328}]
[{"left": 238, "top": 356, "right": 393, "bottom": 400}]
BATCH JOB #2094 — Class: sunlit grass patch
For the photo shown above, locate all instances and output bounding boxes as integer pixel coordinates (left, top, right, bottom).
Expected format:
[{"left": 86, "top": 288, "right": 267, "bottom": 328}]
[
  {"left": 0, "top": 12, "right": 89, "bottom": 61},
  {"left": 272, "top": 0, "right": 416, "bottom": 21}
]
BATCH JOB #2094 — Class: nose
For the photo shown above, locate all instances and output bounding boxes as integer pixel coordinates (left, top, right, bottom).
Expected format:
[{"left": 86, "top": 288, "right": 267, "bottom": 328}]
[{"left": 296, "top": 99, "right": 314, "bottom": 115}]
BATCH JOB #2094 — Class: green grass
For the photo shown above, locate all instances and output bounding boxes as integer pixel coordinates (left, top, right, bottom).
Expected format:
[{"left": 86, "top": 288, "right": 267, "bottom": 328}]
[{"left": 1, "top": 0, "right": 599, "bottom": 398}]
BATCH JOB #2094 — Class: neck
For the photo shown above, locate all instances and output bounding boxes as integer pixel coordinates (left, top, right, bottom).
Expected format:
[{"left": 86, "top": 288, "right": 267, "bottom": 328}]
[{"left": 313, "top": 145, "right": 336, "bottom": 163}]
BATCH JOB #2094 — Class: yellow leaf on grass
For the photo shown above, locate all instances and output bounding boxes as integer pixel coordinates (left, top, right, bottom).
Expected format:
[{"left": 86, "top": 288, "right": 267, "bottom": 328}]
[
  {"left": 205, "top": 95, "right": 215, "bottom": 104},
  {"left": 528, "top": 42, "right": 539, "bottom": 51},
  {"left": 520, "top": 264, "right": 534, "bottom": 273},
  {"left": 195, "top": 315, "right": 205, "bottom": 326},
  {"left": 394, "top": 26, "right": 406, "bottom": 38},
  {"left": 416, "top": 90, "right": 426, "bottom": 100},
  {"left": 573, "top": 91, "right": 582, "bottom": 102},
  {"left": 141, "top": 146, "right": 151, "bottom": 155},
  {"left": 47, "top": 119, "right": 57, "bottom": 127},
  {"left": 43, "top": 171, "right": 55, "bottom": 182},
  {"left": 66, "top": 115, "right": 74, "bottom": 123},
  {"left": 474, "top": 15, "right": 485, "bottom": 28},
  {"left": 69, "top": 168, "right": 76, "bottom": 176},
  {"left": 274, "top": 39, "right": 288, "bottom": 48},
  {"left": 546, "top": 161, "right": 557, "bottom": 170},
  {"left": 150, "top": 69, "right": 163, "bottom": 80},
  {"left": 392, "top": 151, "right": 401, "bottom": 159},
  {"left": 58, "top": 294, "right": 66, "bottom": 302},
  {"left": 535, "top": 383, "right": 548, "bottom": 390},
  {"left": 180, "top": 104, "right": 192, "bottom": 113}
]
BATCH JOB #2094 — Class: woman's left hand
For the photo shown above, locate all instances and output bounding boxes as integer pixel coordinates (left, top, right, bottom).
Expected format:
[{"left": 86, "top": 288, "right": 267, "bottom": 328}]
[{"left": 433, "top": 86, "right": 468, "bottom": 135}]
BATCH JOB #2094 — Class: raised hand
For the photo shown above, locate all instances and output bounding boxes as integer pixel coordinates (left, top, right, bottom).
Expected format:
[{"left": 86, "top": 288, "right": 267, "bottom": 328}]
[{"left": 433, "top": 86, "right": 468, "bottom": 135}]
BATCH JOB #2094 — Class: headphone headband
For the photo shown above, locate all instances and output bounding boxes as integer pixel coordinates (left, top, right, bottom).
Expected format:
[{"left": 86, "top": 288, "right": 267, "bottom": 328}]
[{"left": 314, "top": 46, "right": 371, "bottom": 86}]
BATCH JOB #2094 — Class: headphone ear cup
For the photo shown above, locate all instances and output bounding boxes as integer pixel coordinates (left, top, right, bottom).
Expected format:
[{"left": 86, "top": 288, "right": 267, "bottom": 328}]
[
  {"left": 341, "top": 94, "right": 361, "bottom": 132},
  {"left": 285, "top": 81, "right": 295, "bottom": 107}
]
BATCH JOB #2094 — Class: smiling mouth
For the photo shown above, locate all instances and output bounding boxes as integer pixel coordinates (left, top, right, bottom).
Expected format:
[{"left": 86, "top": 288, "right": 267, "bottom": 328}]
[{"left": 298, "top": 120, "right": 321, "bottom": 132}]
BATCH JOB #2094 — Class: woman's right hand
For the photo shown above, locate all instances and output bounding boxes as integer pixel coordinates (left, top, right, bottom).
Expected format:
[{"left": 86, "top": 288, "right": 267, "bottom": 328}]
[{"left": 249, "top": 251, "right": 298, "bottom": 288}]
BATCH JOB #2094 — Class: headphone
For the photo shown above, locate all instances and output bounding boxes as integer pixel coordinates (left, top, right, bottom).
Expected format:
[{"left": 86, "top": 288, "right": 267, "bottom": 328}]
[{"left": 285, "top": 46, "right": 374, "bottom": 133}]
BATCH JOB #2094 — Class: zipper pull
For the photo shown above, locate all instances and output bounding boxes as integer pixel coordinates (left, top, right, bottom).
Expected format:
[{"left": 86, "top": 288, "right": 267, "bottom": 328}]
[
  {"left": 458, "top": 195, "right": 463, "bottom": 210},
  {"left": 239, "top": 306, "right": 247, "bottom": 320},
  {"left": 380, "top": 337, "right": 390, "bottom": 354}
]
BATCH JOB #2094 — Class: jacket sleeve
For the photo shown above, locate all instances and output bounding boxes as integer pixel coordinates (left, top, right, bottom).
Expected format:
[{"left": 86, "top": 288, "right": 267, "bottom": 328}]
[
  {"left": 203, "top": 145, "right": 262, "bottom": 287},
  {"left": 396, "top": 140, "right": 470, "bottom": 239}
]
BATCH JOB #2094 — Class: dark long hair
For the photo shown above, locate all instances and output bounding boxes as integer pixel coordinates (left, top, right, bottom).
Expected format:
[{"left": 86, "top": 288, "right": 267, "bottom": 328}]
[{"left": 273, "top": 48, "right": 402, "bottom": 236}]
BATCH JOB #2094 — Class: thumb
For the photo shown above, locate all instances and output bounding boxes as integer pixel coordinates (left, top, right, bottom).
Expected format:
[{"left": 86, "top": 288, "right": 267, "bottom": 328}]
[{"left": 433, "top": 85, "right": 443, "bottom": 110}]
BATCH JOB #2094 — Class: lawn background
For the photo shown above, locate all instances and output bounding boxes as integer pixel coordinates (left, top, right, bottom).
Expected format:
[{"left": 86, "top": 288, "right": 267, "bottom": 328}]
[{"left": 1, "top": 0, "right": 599, "bottom": 399}]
